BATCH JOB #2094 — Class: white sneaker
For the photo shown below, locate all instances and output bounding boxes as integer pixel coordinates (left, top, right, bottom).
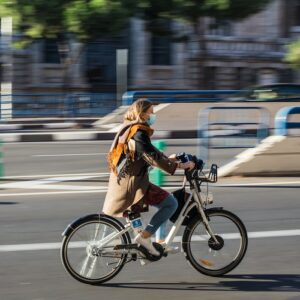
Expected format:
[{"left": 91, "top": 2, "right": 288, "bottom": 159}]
[
  {"left": 134, "top": 233, "right": 160, "bottom": 256},
  {"left": 164, "top": 245, "right": 180, "bottom": 254},
  {"left": 157, "top": 240, "right": 180, "bottom": 254},
  {"left": 140, "top": 259, "right": 151, "bottom": 266}
]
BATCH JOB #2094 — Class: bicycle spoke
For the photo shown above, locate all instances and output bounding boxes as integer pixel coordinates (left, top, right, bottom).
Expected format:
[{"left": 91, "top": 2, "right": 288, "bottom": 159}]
[
  {"left": 62, "top": 218, "right": 128, "bottom": 283},
  {"left": 79, "top": 255, "right": 93, "bottom": 277},
  {"left": 183, "top": 210, "right": 247, "bottom": 275}
]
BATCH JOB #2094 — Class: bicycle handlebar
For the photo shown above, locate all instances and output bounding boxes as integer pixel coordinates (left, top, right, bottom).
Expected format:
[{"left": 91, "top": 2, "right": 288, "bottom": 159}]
[
  {"left": 176, "top": 152, "right": 218, "bottom": 183},
  {"left": 176, "top": 152, "right": 204, "bottom": 171}
]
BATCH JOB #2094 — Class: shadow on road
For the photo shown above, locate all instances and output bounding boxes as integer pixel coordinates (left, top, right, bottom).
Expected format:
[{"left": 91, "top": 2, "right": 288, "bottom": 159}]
[
  {"left": 0, "top": 201, "right": 18, "bottom": 205},
  {"left": 101, "top": 274, "right": 300, "bottom": 292}
]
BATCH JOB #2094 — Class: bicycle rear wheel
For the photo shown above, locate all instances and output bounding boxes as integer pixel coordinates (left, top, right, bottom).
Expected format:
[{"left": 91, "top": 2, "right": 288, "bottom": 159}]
[
  {"left": 61, "top": 214, "right": 130, "bottom": 284},
  {"left": 182, "top": 209, "right": 248, "bottom": 276}
]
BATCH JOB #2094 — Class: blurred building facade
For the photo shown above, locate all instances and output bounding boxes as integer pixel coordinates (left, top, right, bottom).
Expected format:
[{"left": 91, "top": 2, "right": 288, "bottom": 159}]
[
  {"left": 1, "top": 0, "right": 300, "bottom": 93},
  {"left": 130, "top": 0, "right": 300, "bottom": 90}
]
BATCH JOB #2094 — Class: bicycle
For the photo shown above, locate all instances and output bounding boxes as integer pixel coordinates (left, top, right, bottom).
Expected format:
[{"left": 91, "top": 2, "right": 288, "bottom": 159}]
[{"left": 61, "top": 153, "right": 248, "bottom": 284}]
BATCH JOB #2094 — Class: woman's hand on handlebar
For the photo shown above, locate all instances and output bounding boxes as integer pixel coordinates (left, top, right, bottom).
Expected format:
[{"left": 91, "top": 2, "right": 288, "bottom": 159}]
[
  {"left": 178, "top": 161, "right": 195, "bottom": 170},
  {"left": 169, "top": 153, "right": 195, "bottom": 170},
  {"left": 168, "top": 153, "right": 177, "bottom": 161}
]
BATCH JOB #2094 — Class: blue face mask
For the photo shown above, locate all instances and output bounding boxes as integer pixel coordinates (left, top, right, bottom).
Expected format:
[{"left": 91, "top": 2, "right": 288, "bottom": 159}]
[{"left": 147, "top": 113, "right": 156, "bottom": 126}]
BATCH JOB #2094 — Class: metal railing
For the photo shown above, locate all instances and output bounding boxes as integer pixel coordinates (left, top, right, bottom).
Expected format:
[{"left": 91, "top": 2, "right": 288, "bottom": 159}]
[
  {"left": 275, "top": 106, "right": 300, "bottom": 136},
  {"left": 0, "top": 93, "right": 116, "bottom": 119},
  {"left": 198, "top": 106, "right": 270, "bottom": 163},
  {"left": 122, "top": 90, "right": 239, "bottom": 105}
]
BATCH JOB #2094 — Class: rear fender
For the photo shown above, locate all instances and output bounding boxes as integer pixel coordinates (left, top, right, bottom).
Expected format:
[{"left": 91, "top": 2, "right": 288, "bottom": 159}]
[{"left": 61, "top": 214, "right": 125, "bottom": 237}]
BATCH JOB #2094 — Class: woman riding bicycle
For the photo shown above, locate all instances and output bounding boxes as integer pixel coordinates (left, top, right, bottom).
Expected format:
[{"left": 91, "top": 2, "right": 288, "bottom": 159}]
[{"left": 103, "top": 98, "right": 195, "bottom": 256}]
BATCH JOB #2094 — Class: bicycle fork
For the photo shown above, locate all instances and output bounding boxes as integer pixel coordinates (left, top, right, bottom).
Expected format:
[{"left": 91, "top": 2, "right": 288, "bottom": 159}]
[{"left": 192, "top": 189, "right": 220, "bottom": 245}]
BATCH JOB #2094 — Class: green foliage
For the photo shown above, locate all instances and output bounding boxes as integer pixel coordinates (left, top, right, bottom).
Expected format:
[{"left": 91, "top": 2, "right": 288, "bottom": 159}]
[
  {"left": 0, "top": 0, "right": 136, "bottom": 42},
  {"left": 0, "top": 0, "right": 272, "bottom": 41},
  {"left": 65, "top": 0, "right": 134, "bottom": 41},
  {"left": 0, "top": 0, "right": 72, "bottom": 40},
  {"left": 285, "top": 40, "right": 300, "bottom": 69},
  {"left": 134, "top": 0, "right": 272, "bottom": 36},
  {"left": 209, "top": 0, "right": 272, "bottom": 20}
]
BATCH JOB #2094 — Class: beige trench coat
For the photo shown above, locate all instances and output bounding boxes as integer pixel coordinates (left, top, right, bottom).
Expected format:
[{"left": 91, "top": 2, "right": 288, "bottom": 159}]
[{"left": 102, "top": 124, "right": 177, "bottom": 217}]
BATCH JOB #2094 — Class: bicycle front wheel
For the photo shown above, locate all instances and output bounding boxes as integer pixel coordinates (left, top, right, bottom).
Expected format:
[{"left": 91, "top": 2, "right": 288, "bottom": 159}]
[
  {"left": 61, "top": 214, "right": 130, "bottom": 284},
  {"left": 182, "top": 209, "right": 248, "bottom": 276}
]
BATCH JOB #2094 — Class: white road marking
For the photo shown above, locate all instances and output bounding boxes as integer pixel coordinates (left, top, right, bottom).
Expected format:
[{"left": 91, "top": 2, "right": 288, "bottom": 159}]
[
  {"left": 173, "top": 229, "right": 300, "bottom": 243},
  {"left": 108, "top": 124, "right": 122, "bottom": 132},
  {"left": 0, "top": 186, "right": 177, "bottom": 196},
  {"left": 1, "top": 172, "right": 109, "bottom": 179},
  {"left": 0, "top": 190, "right": 107, "bottom": 197},
  {"left": 216, "top": 181, "right": 300, "bottom": 187},
  {"left": 0, "top": 184, "right": 106, "bottom": 191},
  {"left": 0, "top": 178, "right": 299, "bottom": 196},
  {"left": 32, "top": 153, "right": 107, "bottom": 157},
  {"left": 6, "top": 140, "right": 112, "bottom": 145},
  {"left": 5, "top": 138, "right": 197, "bottom": 145},
  {"left": 0, "top": 175, "right": 101, "bottom": 189},
  {"left": 0, "top": 229, "right": 299, "bottom": 252},
  {"left": 107, "top": 104, "right": 171, "bottom": 133},
  {"left": 154, "top": 103, "right": 170, "bottom": 113}
]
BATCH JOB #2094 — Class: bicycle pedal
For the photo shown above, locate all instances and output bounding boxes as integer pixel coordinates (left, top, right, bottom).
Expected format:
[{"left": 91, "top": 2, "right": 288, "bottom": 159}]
[{"left": 131, "top": 253, "right": 137, "bottom": 261}]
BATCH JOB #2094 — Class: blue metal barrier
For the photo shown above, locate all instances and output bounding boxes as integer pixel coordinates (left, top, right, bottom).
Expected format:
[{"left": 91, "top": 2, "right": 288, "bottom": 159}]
[
  {"left": 198, "top": 106, "right": 270, "bottom": 163},
  {"left": 122, "top": 90, "right": 239, "bottom": 105},
  {"left": 275, "top": 106, "right": 300, "bottom": 135},
  {"left": 0, "top": 93, "right": 116, "bottom": 119},
  {"left": 0, "top": 90, "right": 240, "bottom": 119}
]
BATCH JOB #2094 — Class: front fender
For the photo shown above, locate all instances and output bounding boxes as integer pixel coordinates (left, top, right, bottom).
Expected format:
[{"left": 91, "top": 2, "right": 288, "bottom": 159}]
[{"left": 205, "top": 207, "right": 224, "bottom": 214}]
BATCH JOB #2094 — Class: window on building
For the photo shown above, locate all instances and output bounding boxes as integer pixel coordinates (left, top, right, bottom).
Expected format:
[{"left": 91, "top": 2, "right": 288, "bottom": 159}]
[
  {"left": 208, "top": 18, "right": 232, "bottom": 36},
  {"left": 279, "top": 68, "right": 294, "bottom": 83},
  {"left": 204, "top": 66, "right": 216, "bottom": 90},
  {"left": 150, "top": 20, "right": 172, "bottom": 65},
  {"left": 236, "top": 68, "right": 257, "bottom": 89},
  {"left": 43, "top": 39, "right": 60, "bottom": 63}
]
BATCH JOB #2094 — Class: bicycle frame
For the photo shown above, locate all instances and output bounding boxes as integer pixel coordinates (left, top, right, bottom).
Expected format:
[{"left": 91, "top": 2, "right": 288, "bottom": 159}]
[
  {"left": 61, "top": 158, "right": 249, "bottom": 283},
  {"left": 97, "top": 181, "right": 219, "bottom": 253}
]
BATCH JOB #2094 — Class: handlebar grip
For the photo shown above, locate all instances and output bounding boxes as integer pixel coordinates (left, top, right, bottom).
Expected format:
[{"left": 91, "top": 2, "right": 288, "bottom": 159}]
[
  {"left": 176, "top": 152, "right": 187, "bottom": 162},
  {"left": 176, "top": 152, "right": 193, "bottom": 163}
]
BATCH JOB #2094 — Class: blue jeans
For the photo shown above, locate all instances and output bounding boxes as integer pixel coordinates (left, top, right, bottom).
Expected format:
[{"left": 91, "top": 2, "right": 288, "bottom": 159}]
[
  {"left": 145, "top": 194, "right": 178, "bottom": 236},
  {"left": 155, "top": 221, "right": 167, "bottom": 241}
]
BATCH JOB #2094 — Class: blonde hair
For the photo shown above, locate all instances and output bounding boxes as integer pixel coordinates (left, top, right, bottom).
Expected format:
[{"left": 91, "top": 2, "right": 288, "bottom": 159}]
[{"left": 124, "top": 98, "right": 153, "bottom": 122}]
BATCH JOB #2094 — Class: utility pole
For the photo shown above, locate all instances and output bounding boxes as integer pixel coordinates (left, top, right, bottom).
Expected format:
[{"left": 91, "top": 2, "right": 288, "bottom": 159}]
[
  {"left": 116, "top": 49, "right": 128, "bottom": 107},
  {"left": 0, "top": 16, "right": 13, "bottom": 120}
]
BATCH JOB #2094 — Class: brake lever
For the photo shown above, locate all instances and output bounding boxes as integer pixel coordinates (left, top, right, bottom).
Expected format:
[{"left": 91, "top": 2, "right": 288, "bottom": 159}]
[{"left": 208, "top": 164, "right": 218, "bottom": 182}]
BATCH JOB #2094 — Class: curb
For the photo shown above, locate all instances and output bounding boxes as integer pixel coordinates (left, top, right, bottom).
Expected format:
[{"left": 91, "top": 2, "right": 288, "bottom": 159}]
[
  {"left": 0, "top": 122, "right": 95, "bottom": 132},
  {"left": 0, "top": 128, "right": 260, "bottom": 143},
  {"left": 0, "top": 130, "right": 198, "bottom": 143}
]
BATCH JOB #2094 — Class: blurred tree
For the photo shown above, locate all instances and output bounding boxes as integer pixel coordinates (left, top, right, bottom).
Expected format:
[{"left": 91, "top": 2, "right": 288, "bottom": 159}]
[
  {"left": 0, "top": 0, "right": 136, "bottom": 91},
  {"left": 135, "top": 0, "right": 272, "bottom": 88},
  {"left": 285, "top": 40, "right": 300, "bottom": 69},
  {"left": 0, "top": 0, "right": 272, "bottom": 90}
]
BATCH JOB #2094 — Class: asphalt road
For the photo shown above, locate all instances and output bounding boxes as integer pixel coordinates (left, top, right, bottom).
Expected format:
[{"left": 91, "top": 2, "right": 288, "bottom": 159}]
[
  {"left": 2, "top": 139, "right": 243, "bottom": 177},
  {"left": 0, "top": 141, "right": 299, "bottom": 300}
]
